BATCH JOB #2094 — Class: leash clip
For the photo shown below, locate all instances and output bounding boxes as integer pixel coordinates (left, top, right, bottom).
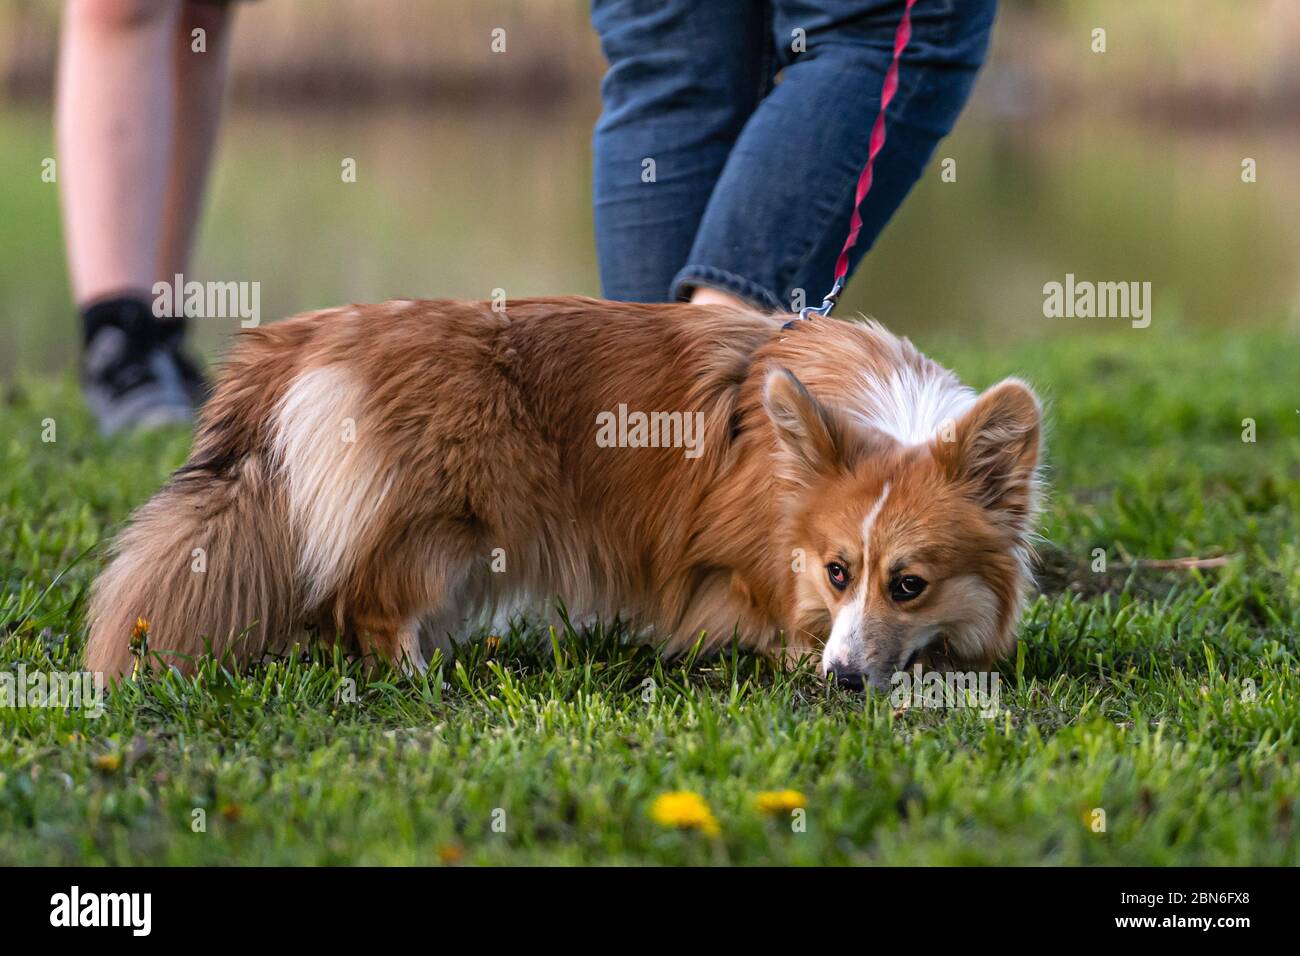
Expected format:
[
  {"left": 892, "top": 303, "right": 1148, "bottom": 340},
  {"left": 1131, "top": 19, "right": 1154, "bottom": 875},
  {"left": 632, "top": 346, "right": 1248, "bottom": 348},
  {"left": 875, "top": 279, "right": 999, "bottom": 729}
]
[{"left": 784, "top": 276, "right": 844, "bottom": 329}]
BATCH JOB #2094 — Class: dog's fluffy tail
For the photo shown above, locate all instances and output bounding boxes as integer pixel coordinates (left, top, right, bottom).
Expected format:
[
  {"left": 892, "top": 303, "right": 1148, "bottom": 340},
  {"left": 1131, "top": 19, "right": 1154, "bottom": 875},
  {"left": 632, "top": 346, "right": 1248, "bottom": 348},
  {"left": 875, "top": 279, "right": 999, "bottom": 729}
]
[
  {"left": 84, "top": 328, "right": 324, "bottom": 686},
  {"left": 86, "top": 451, "right": 297, "bottom": 679}
]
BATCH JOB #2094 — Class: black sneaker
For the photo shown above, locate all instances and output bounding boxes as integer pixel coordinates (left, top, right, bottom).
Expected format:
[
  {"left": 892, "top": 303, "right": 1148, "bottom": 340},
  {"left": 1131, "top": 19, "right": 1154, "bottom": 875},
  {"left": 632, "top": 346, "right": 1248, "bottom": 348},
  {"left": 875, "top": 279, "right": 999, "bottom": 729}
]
[
  {"left": 156, "top": 323, "right": 212, "bottom": 407},
  {"left": 81, "top": 301, "right": 197, "bottom": 436}
]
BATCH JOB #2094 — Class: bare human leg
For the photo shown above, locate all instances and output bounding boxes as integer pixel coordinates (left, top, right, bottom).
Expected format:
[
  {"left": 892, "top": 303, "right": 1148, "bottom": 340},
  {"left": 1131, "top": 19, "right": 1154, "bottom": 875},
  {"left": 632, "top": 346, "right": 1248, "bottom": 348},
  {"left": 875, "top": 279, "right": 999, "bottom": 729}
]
[
  {"left": 57, "top": 0, "right": 178, "bottom": 305},
  {"left": 56, "top": 0, "right": 235, "bottom": 433},
  {"left": 157, "top": 0, "right": 234, "bottom": 284},
  {"left": 689, "top": 286, "right": 752, "bottom": 311}
]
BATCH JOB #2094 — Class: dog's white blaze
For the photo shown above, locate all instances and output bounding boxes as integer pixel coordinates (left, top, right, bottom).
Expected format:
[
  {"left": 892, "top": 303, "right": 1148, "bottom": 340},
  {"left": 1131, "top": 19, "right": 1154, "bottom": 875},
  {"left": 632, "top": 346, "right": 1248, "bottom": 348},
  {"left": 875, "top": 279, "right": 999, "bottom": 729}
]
[
  {"left": 822, "top": 484, "right": 890, "bottom": 673},
  {"left": 274, "top": 365, "right": 392, "bottom": 607},
  {"left": 823, "top": 601, "right": 863, "bottom": 672},
  {"left": 857, "top": 365, "right": 975, "bottom": 446},
  {"left": 860, "top": 481, "right": 891, "bottom": 550}
]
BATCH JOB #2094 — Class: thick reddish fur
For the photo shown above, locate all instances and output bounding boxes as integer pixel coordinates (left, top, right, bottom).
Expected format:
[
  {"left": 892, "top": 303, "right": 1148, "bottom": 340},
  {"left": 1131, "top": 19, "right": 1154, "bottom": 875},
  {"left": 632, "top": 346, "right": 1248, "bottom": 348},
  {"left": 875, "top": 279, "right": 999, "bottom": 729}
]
[{"left": 86, "top": 297, "right": 1041, "bottom": 679}]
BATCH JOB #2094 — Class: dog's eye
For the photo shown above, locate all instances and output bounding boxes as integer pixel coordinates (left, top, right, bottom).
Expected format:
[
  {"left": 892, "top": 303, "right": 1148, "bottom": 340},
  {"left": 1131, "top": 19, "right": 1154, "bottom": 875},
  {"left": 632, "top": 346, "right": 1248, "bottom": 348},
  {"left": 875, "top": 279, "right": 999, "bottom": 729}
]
[
  {"left": 826, "top": 563, "right": 849, "bottom": 591},
  {"left": 890, "top": 574, "right": 927, "bottom": 602}
]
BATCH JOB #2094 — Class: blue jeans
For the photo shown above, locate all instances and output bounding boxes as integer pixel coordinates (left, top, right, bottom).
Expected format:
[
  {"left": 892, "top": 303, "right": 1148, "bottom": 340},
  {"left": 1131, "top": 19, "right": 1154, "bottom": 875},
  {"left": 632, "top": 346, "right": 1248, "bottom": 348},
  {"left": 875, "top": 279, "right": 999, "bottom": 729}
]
[{"left": 591, "top": 0, "right": 997, "bottom": 310}]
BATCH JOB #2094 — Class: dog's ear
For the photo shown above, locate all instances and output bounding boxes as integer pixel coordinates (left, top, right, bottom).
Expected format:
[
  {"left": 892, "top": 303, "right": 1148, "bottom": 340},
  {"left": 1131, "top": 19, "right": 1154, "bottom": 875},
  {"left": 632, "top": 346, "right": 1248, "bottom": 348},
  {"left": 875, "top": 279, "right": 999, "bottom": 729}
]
[
  {"left": 764, "top": 367, "right": 863, "bottom": 484},
  {"left": 937, "top": 377, "right": 1042, "bottom": 528}
]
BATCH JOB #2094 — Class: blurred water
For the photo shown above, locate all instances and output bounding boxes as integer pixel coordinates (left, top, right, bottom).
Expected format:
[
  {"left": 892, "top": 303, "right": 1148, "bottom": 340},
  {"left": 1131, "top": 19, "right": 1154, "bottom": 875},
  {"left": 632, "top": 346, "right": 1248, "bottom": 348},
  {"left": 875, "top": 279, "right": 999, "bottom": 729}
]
[{"left": 1, "top": 101, "right": 1296, "bottom": 379}]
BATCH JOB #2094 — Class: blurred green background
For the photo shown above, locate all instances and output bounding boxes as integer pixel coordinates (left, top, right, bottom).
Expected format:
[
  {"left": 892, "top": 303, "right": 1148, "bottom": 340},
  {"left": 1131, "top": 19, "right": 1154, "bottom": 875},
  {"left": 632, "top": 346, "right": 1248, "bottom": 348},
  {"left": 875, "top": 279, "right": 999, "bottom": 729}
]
[{"left": 0, "top": 0, "right": 1297, "bottom": 378}]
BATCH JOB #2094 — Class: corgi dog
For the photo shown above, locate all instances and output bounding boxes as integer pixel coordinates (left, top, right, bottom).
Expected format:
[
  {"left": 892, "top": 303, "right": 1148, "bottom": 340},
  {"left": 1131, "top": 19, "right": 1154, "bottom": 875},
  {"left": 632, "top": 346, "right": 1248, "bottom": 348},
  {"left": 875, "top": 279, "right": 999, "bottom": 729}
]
[{"left": 86, "top": 297, "right": 1042, "bottom": 690}]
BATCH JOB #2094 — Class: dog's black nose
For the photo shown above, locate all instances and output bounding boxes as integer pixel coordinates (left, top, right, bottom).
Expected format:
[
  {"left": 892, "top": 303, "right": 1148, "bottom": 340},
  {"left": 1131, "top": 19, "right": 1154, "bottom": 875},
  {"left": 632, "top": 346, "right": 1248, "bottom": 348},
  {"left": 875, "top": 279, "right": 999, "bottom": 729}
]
[{"left": 834, "top": 671, "right": 866, "bottom": 691}]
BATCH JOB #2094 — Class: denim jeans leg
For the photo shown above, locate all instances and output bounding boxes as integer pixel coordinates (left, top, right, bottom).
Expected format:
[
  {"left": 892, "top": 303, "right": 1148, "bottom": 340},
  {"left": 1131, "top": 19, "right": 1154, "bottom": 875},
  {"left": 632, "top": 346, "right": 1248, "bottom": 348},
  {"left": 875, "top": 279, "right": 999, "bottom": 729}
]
[
  {"left": 671, "top": 0, "right": 997, "bottom": 312},
  {"left": 590, "top": 0, "right": 773, "bottom": 302}
]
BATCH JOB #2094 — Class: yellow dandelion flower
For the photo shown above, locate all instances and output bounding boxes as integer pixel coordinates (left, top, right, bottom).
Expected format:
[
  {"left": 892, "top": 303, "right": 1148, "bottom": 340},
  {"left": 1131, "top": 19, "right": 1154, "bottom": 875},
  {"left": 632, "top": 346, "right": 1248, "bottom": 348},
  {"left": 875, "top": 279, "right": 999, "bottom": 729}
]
[
  {"left": 437, "top": 842, "right": 464, "bottom": 864},
  {"left": 755, "top": 789, "right": 806, "bottom": 814},
  {"left": 129, "top": 617, "right": 150, "bottom": 657},
  {"left": 650, "top": 791, "right": 719, "bottom": 836},
  {"left": 128, "top": 616, "right": 152, "bottom": 679},
  {"left": 92, "top": 753, "right": 121, "bottom": 773}
]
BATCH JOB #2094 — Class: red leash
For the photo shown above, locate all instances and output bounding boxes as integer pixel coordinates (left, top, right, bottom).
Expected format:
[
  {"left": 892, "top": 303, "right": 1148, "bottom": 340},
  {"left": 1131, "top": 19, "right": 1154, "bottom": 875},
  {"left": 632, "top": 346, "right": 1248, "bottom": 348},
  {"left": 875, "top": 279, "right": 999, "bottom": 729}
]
[{"left": 798, "top": 0, "right": 917, "bottom": 321}]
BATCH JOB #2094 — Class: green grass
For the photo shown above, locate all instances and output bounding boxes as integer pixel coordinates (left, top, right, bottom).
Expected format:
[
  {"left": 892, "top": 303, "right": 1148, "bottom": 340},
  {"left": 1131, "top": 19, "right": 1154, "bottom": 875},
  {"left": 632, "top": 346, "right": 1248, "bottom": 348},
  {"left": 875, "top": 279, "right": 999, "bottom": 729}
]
[{"left": 2, "top": 324, "right": 1298, "bottom": 865}]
